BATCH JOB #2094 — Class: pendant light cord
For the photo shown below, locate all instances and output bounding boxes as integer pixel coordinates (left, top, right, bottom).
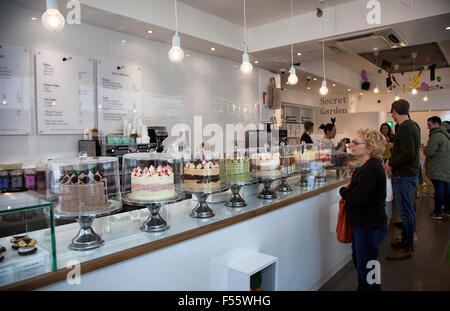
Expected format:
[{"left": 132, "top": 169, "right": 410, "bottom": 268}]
[
  {"left": 243, "top": 0, "right": 247, "bottom": 53},
  {"left": 175, "top": 0, "right": 178, "bottom": 34},
  {"left": 322, "top": 12, "right": 326, "bottom": 80},
  {"left": 290, "top": 0, "right": 294, "bottom": 67}
]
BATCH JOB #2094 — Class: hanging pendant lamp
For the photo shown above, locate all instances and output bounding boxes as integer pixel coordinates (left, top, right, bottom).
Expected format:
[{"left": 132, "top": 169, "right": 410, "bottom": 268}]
[
  {"left": 168, "top": 0, "right": 184, "bottom": 63},
  {"left": 240, "top": 0, "right": 253, "bottom": 74}
]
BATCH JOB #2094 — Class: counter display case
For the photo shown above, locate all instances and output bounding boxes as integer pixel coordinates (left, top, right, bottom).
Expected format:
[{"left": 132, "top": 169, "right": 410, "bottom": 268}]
[
  {"left": 122, "top": 152, "right": 184, "bottom": 232},
  {"left": 45, "top": 152, "right": 122, "bottom": 251},
  {"left": 0, "top": 192, "right": 55, "bottom": 288}
]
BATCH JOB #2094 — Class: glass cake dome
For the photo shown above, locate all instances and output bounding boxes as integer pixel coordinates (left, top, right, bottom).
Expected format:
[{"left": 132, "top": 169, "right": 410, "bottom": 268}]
[
  {"left": 122, "top": 152, "right": 180, "bottom": 201},
  {"left": 180, "top": 147, "right": 223, "bottom": 190},
  {"left": 220, "top": 147, "right": 252, "bottom": 185},
  {"left": 249, "top": 145, "right": 281, "bottom": 177},
  {"left": 280, "top": 144, "right": 295, "bottom": 175},
  {"left": 46, "top": 152, "right": 121, "bottom": 215}
]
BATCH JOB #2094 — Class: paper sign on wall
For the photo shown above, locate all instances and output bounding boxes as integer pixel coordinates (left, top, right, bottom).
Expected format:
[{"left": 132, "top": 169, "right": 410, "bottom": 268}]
[
  {"left": 97, "top": 59, "right": 142, "bottom": 134},
  {"left": 0, "top": 43, "right": 32, "bottom": 135},
  {"left": 36, "top": 50, "right": 95, "bottom": 134}
]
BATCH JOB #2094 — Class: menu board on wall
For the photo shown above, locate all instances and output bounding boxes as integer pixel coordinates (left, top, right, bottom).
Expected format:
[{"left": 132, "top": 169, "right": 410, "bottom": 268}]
[
  {"left": 36, "top": 50, "right": 95, "bottom": 134},
  {"left": 0, "top": 43, "right": 31, "bottom": 135},
  {"left": 97, "top": 59, "right": 142, "bottom": 134}
]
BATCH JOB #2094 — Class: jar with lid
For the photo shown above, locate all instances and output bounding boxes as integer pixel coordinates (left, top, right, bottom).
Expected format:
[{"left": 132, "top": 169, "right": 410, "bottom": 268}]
[
  {"left": 10, "top": 169, "right": 24, "bottom": 190},
  {"left": 24, "top": 167, "right": 36, "bottom": 190},
  {"left": 0, "top": 170, "right": 9, "bottom": 190},
  {"left": 36, "top": 160, "right": 46, "bottom": 191}
]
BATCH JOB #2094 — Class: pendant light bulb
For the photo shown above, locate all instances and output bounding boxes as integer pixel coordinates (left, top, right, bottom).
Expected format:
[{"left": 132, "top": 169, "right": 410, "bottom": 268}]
[
  {"left": 394, "top": 95, "right": 400, "bottom": 101},
  {"left": 168, "top": 33, "right": 184, "bottom": 63},
  {"left": 288, "top": 66, "right": 298, "bottom": 85},
  {"left": 240, "top": 51, "right": 253, "bottom": 74},
  {"left": 411, "top": 87, "right": 418, "bottom": 95},
  {"left": 423, "top": 95, "right": 428, "bottom": 102},
  {"left": 319, "top": 80, "right": 329, "bottom": 96},
  {"left": 42, "top": 0, "right": 65, "bottom": 32},
  {"left": 373, "top": 84, "right": 380, "bottom": 94}
]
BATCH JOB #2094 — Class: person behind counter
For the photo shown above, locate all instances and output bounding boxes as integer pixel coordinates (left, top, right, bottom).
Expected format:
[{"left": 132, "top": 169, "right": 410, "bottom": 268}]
[
  {"left": 300, "top": 121, "right": 314, "bottom": 144},
  {"left": 319, "top": 118, "right": 346, "bottom": 151},
  {"left": 380, "top": 123, "right": 394, "bottom": 162},
  {"left": 339, "top": 128, "right": 387, "bottom": 291}
]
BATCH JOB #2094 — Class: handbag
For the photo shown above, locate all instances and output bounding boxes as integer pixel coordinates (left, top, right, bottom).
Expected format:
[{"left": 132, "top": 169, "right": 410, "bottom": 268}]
[{"left": 336, "top": 198, "right": 353, "bottom": 243}]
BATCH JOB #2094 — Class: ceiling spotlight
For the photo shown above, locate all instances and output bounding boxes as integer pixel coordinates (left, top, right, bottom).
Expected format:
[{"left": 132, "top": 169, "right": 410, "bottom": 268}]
[
  {"left": 211, "top": 47, "right": 216, "bottom": 51},
  {"left": 146, "top": 30, "right": 153, "bottom": 34},
  {"left": 313, "top": 77, "right": 317, "bottom": 81},
  {"left": 332, "top": 83, "right": 336, "bottom": 87},
  {"left": 394, "top": 95, "right": 400, "bottom": 101},
  {"left": 423, "top": 95, "right": 428, "bottom": 102},
  {"left": 121, "top": 40, "right": 126, "bottom": 43},
  {"left": 411, "top": 88, "right": 418, "bottom": 95},
  {"left": 307, "top": 87, "right": 311, "bottom": 90},
  {"left": 186, "top": 54, "right": 190, "bottom": 57},
  {"left": 446, "top": 26, "right": 450, "bottom": 30},
  {"left": 348, "top": 89, "right": 351, "bottom": 92},
  {"left": 31, "top": 17, "right": 38, "bottom": 21},
  {"left": 297, "top": 52, "right": 302, "bottom": 56},
  {"left": 254, "top": 60, "right": 259, "bottom": 64}
]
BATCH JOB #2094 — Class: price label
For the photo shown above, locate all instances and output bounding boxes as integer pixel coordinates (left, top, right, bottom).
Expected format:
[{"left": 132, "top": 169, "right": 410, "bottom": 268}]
[{"left": 15, "top": 257, "right": 47, "bottom": 282}]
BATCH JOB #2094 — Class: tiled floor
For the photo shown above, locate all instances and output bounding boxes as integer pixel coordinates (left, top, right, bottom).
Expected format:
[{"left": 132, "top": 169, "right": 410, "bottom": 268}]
[{"left": 319, "top": 197, "right": 450, "bottom": 291}]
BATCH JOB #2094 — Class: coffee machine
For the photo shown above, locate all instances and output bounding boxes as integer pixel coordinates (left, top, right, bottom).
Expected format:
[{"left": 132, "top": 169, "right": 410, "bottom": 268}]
[{"left": 147, "top": 126, "right": 168, "bottom": 153}]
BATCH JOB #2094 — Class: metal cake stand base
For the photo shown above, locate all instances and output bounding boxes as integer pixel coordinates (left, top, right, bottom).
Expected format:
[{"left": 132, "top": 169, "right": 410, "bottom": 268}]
[
  {"left": 225, "top": 184, "right": 247, "bottom": 208},
  {"left": 69, "top": 216, "right": 104, "bottom": 251},
  {"left": 257, "top": 176, "right": 280, "bottom": 200},
  {"left": 277, "top": 176, "right": 292, "bottom": 193}
]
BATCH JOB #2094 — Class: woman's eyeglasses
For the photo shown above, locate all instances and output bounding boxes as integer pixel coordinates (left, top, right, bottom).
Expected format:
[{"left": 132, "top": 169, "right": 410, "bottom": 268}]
[{"left": 352, "top": 140, "right": 366, "bottom": 146}]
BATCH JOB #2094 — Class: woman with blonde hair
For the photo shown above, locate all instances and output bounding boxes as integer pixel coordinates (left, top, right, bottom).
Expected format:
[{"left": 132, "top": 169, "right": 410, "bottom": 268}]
[{"left": 339, "top": 128, "right": 388, "bottom": 291}]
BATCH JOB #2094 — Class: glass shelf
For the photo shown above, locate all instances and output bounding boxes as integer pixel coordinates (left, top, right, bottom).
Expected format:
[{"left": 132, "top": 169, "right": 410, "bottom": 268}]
[{"left": 0, "top": 192, "right": 52, "bottom": 215}]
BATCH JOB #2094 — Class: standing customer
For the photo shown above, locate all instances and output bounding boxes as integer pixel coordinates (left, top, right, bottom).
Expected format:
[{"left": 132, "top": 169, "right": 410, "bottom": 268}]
[
  {"left": 301, "top": 121, "right": 314, "bottom": 144},
  {"left": 339, "top": 128, "right": 387, "bottom": 291},
  {"left": 386, "top": 100, "right": 420, "bottom": 260},
  {"left": 424, "top": 116, "right": 450, "bottom": 219}
]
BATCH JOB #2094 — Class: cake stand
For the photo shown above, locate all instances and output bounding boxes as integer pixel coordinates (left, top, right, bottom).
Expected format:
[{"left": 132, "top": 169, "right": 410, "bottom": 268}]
[
  {"left": 223, "top": 175, "right": 258, "bottom": 208},
  {"left": 122, "top": 192, "right": 185, "bottom": 232},
  {"left": 48, "top": 200, "right": 122, "bottom": 251},
  {"left": 257, "top": 173, "right": 281, "bottom": 199},
  {"left": 176, "top": 184, "right": 229, "bottom": 218},
  {"left": 277, "top": 170, "right": 299, "bottom": 193}
]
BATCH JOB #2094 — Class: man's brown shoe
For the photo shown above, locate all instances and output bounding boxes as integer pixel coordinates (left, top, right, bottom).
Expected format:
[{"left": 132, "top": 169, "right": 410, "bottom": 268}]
[
  {"left": 387, "top": 249, "right": 412, "bottom": 260},
  {"left": 391, "top": 241, "right": 414, "bottom": 252}
]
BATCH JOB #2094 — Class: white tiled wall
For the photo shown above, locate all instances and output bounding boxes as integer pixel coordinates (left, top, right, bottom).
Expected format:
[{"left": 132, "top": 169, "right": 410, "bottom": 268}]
[{"left": 0, "top": 2, "right": 276, "bottom": 165}]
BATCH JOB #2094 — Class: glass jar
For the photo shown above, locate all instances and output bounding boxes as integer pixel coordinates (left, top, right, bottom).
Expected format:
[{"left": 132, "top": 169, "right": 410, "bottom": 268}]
[
  {"left": 0, "top": 170, "right": 9, "bottom": 190},
  {"left": 24, "top": 168, "right": 36, "bottom": 190},
  {"left": 10, "top": 169, "right": 24, "bottom": 190}
]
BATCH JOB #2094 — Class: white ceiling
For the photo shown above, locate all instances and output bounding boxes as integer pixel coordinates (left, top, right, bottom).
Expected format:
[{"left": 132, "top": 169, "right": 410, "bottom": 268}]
[
  {"left": 7, "top": 0, "right": 450, "bottom": 95},
  {"left": 179, "top": 0, "right": 355, "bottom": 27}
]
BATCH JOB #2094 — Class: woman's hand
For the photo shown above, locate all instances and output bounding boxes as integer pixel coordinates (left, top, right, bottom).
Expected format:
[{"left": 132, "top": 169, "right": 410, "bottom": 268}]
[{"left": 386, "top": 142, "right": 394, "bottom": 149}]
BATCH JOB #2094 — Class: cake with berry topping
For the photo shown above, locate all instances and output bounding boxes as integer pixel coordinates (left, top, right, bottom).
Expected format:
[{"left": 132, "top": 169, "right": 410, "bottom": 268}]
[
  {"left": 184, "top": 160, "right": 220, "bottom": 189},
  {"left": 131, "top": 165, "right": 175, "bottom": 200},
  {"left": 59, "top": 170, "right": 108, "bottom": 212}
]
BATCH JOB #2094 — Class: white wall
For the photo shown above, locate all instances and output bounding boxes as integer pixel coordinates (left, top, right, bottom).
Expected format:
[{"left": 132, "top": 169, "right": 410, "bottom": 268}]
[{"left": 0, "top": 2, "right": 275, "bottom": 165}]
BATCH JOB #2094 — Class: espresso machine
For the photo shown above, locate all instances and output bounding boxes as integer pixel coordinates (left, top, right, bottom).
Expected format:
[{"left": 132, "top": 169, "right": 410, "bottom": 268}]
[{"left": 147, "top": 126, "right": 168, "bottom": 153}]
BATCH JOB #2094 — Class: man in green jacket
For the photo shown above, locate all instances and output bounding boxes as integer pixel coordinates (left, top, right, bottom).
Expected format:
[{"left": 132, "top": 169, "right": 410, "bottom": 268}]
[
  {"left": 386, "top": 100, "right": 421, "bottom": 260},
  {"left": 424, "top": 116, "right": 450, "bottom": 219}
]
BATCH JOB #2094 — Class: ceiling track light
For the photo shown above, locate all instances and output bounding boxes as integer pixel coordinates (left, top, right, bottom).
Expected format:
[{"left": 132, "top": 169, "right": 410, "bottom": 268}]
[
  {"left": 240, "top": 0, "right": 253, "bottom": 74},
  {"left": 168, "top": 0, "right": 184, "bottom": 63},
  {"left": 42, "top": 0, "right": 65, "bottom": 32}
]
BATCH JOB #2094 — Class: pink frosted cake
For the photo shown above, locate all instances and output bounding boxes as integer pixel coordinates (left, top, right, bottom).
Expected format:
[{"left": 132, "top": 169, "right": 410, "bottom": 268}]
[{"left": 131, "top": 165, "right": 175, "bottom": 200}]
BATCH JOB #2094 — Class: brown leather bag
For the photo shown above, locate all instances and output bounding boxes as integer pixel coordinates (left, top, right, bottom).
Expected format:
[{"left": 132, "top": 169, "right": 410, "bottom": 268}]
[{"left": 336, "top": 198, "right": 353, "bottom": 243}]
